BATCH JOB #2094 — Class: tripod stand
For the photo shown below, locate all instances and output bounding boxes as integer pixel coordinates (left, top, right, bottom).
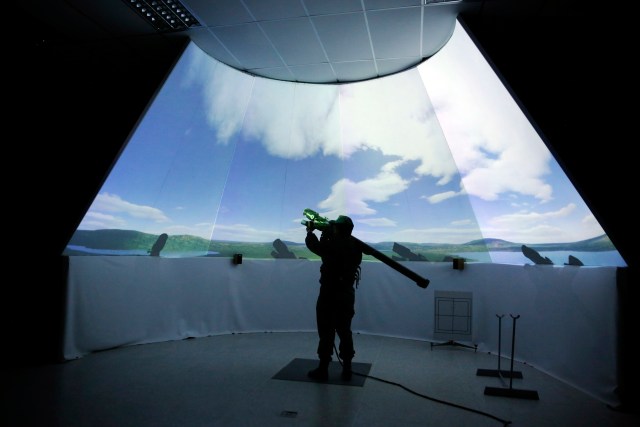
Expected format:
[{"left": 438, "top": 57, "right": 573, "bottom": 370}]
[
  {"left": 477, "top": 314, "right": 522, "bottom": 378},
  {"left": 482, "top": 314, "right": 539, "bottom": 400}
]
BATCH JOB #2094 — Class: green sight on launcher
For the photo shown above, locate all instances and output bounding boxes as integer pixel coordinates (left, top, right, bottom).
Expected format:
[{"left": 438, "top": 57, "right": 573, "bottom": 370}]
[{"left": 301, "top": 208, "right": 332, "bottom": 231}]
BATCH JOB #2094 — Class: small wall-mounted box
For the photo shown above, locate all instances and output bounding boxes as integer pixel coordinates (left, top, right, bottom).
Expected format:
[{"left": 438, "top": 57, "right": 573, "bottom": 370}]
[{"left": 453, "top": 258, "right": 464, "bottom": 270}]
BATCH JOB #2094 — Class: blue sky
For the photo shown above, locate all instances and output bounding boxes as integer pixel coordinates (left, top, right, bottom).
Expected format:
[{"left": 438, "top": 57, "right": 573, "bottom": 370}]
[{"left": 75, "top": 21, "right": 609, "bottom": 248}]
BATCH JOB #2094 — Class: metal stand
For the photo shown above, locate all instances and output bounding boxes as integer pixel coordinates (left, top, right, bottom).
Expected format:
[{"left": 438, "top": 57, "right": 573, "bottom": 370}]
[
  {"left": 430, "top": 340, "right": 477, "bottom": 352},
  {"left": 484, "top": 315, "right": 539, "bottom": 400},
  {"left": 477, "top": 314, "right": 523, "bottom": 379}
]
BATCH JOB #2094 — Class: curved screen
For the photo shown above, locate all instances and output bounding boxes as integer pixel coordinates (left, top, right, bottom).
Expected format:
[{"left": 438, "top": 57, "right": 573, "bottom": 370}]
[{"left": 64, "top": 21, "right": 626, "bottom": 268}]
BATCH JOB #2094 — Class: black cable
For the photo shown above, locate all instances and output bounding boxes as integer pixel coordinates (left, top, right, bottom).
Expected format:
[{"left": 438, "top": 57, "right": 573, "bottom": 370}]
[{"left": 333, "top": 344, "right": 512, "bottom": 426}]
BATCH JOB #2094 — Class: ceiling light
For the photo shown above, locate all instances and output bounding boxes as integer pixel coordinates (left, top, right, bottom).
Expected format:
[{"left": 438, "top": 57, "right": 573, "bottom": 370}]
[{"left": 124, "top": 0, "right": 200, "bottom": 32}]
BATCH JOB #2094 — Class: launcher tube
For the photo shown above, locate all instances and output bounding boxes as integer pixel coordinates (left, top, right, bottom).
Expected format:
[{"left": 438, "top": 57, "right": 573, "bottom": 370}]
[{"left": 352, "top": 237, "right": 430, "bottom": 289}]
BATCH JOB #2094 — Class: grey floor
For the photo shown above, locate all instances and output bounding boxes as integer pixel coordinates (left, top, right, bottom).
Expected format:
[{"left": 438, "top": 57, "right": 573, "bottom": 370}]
[{"left": 3, "top": 332, "right": 638, "bottom": 427}]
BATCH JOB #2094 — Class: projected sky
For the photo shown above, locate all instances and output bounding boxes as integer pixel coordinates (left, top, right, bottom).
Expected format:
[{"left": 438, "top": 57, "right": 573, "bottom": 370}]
[{"left": 72, "top": 21, "right": 613, "bottom": 257}]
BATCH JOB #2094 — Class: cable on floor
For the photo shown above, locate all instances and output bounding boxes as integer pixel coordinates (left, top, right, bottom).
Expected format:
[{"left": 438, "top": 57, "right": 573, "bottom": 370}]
[{"left": 334, "top": 345, "right": 512, "bottom": 426}]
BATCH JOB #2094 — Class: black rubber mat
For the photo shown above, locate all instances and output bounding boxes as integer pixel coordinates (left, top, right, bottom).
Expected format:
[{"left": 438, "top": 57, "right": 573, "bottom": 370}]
[{"left": 272, "top": 358, "right": 372, "bottom": 387}]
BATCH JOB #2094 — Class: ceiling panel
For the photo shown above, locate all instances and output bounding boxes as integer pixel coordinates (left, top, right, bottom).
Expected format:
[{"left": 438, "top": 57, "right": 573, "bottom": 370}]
[
  {"left": 260, "top": 18, "right": 326, "bottom": 66},
  {"left": 376, "top": 57, "right": 421, "bottom": 76},
  {"left": 212, "top": 23, "right": 283, "bottom": 69},
  {"left": 186, "top": 27, "right": 243, "bottom": 68},
  {"left": 364, "top": 0, "right": 423, "bottom": 10},
  {"left": 243, "top": 0, "right": 307, "bottom": 21},
  {"left": 249, "top": 67, "right": 295, "bottom": 82},
  {"left": 422, "top": 6, "right": 459, "bottom": 56},
  {"left": 303, "top": 0, "right": 363, "bottom": 16},
  {"left": 289, "top": 63, "right": 336, "bottom": 83},
  {"left": 333, "top": 60, "right": 378, "bottom": 83},
  {"left": 17, "top": 0, "right": 509, "bottom": 84},
  {"left": 185, "top": 0, "right": 252, "bottom": 26},
  {"left": 367, "top": 7, "right": 423, "bottom": 59},
  {"left": 312, "top": 13, "right": 373, "bottom": 62}
]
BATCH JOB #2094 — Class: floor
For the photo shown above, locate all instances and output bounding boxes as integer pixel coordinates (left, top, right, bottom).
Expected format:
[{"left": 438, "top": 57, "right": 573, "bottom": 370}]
[{"left": 3, "top": 332, "right": 638, "bottom": 427}]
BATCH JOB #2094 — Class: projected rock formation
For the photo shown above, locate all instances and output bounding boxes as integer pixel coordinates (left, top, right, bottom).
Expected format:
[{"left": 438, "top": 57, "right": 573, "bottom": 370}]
[
  {"left": 271, "top": 239, "right": 297, "bottom": 259},
  {"left": 149, "top": 233, "right": 168, "bottom": 257},
  {"left": 521, "top": 245, "right": 553, "bottom": 265},
  {"left": 392, "top": 242, "right": 429, "bottom": 261},
  {"left": 565, "top": 255, "right": 584, "bottom": 266}
]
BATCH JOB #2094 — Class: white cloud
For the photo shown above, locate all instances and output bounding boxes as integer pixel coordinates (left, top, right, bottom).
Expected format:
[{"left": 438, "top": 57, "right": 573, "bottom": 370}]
[
  {"left": 194, "top": 61, "right": 342, "bottom": 159},
  {"left": 481, "top": 224, "right": 585, "bottom": 244},
  {"left": 451, "top": 218, "right": 474, "bottom": 226},
  {"left": 187, "top": 56, "right": 255, "bottom": 144},
  {"left": 423, "top": 188, "right": 465, "bottom": 204},
  {"left": 338, "top": 71, "right": 459, "bottom": 184},
  {"left": 356, "top": 225, "right": 484, "bottom": 245},
  {"left": 419, "top": 22, "right": 554, "bottom": 203},
  {"left": 318, "top": 162, "right": 411, "bottom": 217},
  {"left": 481, "top": 203, "right": 605, "bottom": 243},
  {"left": 490, "top": 203, "right": 576, "bottom": 229},
  {"left": 358, "top": 217, "right": 397, "bottom": 227},
  {"left": 77, "top": 211, "right": 127, "bottom": 230},
  {"left": 90, "top": 193, "right": 170, "bottom": 223},
  {"left": 192, "top": 51, "right": 461, "bottom": 220},
  {"left": 181, "top": 37, "right": 604, "bottom": 247},
  {"left": 211, "top": 222, "right": 283, "bottom": 242}
]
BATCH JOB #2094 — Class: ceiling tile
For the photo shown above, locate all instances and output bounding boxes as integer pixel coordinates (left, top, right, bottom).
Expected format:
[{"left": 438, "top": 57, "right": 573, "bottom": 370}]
[
  {"left": 303, "top": 0, "right": 362, "bottom": 16},
  {"left": 185, "top": 0, "right": 252, "bottom": 27},
  {"left": 243, "top": 0, "right": 307, "bottom": 21},
  {"left": 212, "top": 23, "right": 283, "bottom": 69},
  {"left": 260, "top": 18, "right": 327, "bottom": 66},
  {"left": 288, "top": 63, "right": 337, "bottom": 83},
  {"left": 422, "top": 6, "right": 458, "bottom": 57},
  {"left": 376, "top": 57, "right": 422, "bottom": 76},
  {"left": 367, "top": 7, "right": 422, "bottom": 59},
  {"left": 364, "top": 0, "right": 422, "bottom": 10},
  {"left": 332, "top": 61, "right": 378, "bottom": 83},
  {"left": 247, "top": 67, "right": 296, "bottom": 82},
  {"left": 173, "top": 0, "right": 459, "bottom": 83},
  {"left": 312, "top": 13, "right": 373, "bottom": 62},
  {"left": 186, "top": 27, "right": 243, "bottom": 68}
]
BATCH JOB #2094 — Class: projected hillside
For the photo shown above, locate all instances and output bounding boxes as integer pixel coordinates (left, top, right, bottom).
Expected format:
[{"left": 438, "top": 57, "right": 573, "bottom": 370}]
[
  {"left": 65, "top": 228, "right": 620, "bottom": 266},
  {"left": 63, "top": 21, "right": 626, "bottom": 267}
]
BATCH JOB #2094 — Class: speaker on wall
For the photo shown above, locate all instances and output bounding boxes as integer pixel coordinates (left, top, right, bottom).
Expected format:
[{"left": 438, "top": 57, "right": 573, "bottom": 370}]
[{"left": 453, "top": 258, "right": 464, "bottom": 270}]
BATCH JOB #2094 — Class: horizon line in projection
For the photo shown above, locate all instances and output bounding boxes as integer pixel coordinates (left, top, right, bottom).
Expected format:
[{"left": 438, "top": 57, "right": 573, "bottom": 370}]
[{"left": 64, "top": 20, "right": 625, "bottom": 267}]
